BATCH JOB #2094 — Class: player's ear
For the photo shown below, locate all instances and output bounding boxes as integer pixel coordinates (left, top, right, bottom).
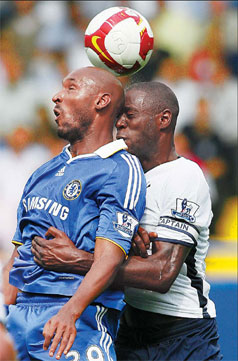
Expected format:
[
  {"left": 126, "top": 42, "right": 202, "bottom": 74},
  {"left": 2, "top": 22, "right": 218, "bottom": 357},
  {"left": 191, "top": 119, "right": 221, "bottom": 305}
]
[
  {"left": 95, "top": 93, "right": 111, "bottom": 110},
  {"left": 157, "top": 109, "right": 172, "bottom": 129}
]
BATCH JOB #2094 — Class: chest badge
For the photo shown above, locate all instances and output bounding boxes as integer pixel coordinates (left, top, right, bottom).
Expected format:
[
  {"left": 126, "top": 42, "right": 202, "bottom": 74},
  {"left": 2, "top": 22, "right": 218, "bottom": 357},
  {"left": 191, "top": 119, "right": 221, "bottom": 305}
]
[{"left": 63, "top": 180, "right": 82, "bottom": 200}]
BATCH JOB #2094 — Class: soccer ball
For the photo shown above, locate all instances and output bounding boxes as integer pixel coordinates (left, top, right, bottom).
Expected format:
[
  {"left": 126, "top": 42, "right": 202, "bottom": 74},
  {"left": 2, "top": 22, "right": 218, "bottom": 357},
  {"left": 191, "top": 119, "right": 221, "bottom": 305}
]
[{"left": 84, "top": 7, "right": 154, "bottom": 76}]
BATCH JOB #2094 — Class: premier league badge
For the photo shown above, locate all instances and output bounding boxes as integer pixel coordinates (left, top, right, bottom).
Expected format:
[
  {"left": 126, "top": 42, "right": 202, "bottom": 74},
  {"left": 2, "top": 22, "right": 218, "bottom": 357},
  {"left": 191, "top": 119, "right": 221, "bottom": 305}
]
[
  {"left": 171, "top": 198, "right": 199, "bottom": 223},
  {"left": 63, "top": 180, "right": 82, "bottom": 200},
  {"left": 113, "top": 212, "right": 138, "bottom": 238}
]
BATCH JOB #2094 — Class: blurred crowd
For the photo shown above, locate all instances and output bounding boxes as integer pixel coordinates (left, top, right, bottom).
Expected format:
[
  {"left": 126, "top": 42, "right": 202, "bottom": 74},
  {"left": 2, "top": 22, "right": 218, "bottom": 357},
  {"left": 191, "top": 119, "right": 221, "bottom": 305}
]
[{"left": 0, "top": 1, "right": 237, "bottom": 260}]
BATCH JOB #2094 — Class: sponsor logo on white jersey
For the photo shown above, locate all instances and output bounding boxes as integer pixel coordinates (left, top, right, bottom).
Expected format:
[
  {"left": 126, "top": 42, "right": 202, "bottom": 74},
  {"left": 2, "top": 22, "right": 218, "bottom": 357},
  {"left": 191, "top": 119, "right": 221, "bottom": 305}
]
[
  {"left": 113, "top": 211, "right": 138, "bottom": 238},
  {"left": 171, "top": 198, "right": 199, "bottom": 223}
]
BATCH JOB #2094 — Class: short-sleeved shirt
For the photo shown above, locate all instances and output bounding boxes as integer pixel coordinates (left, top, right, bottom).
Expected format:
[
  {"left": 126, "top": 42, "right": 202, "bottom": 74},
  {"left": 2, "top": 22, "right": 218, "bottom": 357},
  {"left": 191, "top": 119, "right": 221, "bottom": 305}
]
[
  {"left": 10, "top": 140, "right": 146, "bottom": 311},
  {"left": 125, "top": 157, "right": 216, "bottom": 318}
]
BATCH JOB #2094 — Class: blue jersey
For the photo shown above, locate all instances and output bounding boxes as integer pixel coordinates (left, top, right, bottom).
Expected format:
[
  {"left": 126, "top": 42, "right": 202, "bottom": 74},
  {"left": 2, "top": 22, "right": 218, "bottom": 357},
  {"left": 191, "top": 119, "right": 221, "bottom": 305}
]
[{"left": 10, "top": 140, "right": 146, "bottom": 311}]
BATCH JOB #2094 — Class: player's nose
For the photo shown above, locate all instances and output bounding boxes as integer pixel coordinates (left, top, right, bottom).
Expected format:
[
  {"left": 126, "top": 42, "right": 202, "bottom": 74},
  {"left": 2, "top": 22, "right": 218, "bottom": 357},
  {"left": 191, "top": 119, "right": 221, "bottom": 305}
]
[
  {"left": 52, "top": 90, "right": 63, "bottom": 103},
  {"left": 115, "top": 113, "right": 127, "bottom": 129}
]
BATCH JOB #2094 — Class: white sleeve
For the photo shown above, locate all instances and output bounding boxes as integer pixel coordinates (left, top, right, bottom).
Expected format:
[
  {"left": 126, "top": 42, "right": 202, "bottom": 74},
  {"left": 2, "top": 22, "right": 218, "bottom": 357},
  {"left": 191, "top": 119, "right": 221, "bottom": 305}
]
[{"left": 156, "top": 165, "right": 212, "bottom": 248}]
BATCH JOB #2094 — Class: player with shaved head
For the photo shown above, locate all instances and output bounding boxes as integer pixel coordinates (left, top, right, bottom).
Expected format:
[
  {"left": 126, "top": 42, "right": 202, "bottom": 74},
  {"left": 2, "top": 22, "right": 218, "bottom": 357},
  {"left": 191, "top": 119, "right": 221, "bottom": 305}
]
[
  {"left": 4, "top": 67, "right": 146, "bottom": 361},
  {"left": 29, "top": 80, "right": 222, "bottom": 360}
]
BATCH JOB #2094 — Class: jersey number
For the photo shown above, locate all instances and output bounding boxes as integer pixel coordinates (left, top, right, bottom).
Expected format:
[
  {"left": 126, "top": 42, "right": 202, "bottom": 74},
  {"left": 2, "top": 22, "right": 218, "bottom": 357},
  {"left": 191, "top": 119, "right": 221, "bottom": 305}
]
[{"left": 65, "top": 345, "right": 104, "bottom": 361}]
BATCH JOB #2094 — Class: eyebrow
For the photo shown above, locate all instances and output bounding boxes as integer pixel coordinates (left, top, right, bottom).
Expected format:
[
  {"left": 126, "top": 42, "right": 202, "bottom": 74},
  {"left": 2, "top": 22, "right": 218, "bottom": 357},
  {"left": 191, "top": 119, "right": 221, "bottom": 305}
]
[
  {"left": 62, "top": 77, "right": 78, "bottom": 86},
  {"left": 125, "top": 106, "right": 138, "bottom": 112}
]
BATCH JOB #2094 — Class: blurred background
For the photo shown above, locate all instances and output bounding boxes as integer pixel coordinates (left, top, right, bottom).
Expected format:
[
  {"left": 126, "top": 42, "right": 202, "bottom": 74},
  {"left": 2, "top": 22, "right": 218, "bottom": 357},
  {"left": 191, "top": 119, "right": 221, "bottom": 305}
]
[{"left": 0, "top": 1, "right": 237, "bottom": 359}]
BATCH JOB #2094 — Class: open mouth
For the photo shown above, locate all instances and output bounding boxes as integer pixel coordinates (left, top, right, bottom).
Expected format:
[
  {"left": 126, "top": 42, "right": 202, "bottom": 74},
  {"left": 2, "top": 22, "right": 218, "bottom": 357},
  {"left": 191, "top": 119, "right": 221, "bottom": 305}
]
[
  {"left": 53, "top": 108, "right": 61, "bottom": 123},
  {"left": 54, "top": 108, "right": 60, "bottom": 117},
  {"left": 116, "top": 134, "right": 126, "bottom": 141}
]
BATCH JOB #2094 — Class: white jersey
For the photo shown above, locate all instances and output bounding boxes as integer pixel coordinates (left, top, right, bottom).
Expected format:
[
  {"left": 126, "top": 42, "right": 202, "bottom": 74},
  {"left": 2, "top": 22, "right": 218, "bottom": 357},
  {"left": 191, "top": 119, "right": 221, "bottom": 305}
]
[{"left": 125, "top": 157, "right": 216, "bottom": 318}]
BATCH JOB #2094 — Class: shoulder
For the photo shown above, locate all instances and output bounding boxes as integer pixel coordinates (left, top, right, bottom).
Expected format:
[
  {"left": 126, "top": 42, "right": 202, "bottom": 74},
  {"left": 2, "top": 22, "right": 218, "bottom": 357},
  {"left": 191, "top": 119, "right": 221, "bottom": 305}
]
[
  {"left": 148, "top": 157, "right": 210, "bottom": 205},
  {"left": 98, "top": 150, "right": 146, "bottom": 210},
  {"left": 112, "top": 150, "right": 143, "bottom": 171},
  {"left": 110, "top": 151, "right": 145, "bottom": 191},
  {"left": 103, "top": 150, "right": 145, "bottom": 186},
  {"left": 177, "top": 158, "right": 209, "bottom": 196},
  {"left": 147, "top": 157, "right": 205, "bottom": 185},
  {"left": 166, "top": 157, "right": 207, "bottom": 186},
  {"left": 26, "top": 153, "right": 61, "bottom": 184},
  {"left": 163, "top": 158, "right": 211, "bottom": 212},
  {"left": 95, "top": 140, "right": 144, "bottom": 175}
]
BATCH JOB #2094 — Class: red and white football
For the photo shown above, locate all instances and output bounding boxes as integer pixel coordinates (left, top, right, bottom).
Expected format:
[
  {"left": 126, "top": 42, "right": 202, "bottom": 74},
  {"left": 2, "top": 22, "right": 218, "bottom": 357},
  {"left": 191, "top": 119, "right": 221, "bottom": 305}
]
[{"left": 84, "top": 7, "right": 154, "bottom": 76}]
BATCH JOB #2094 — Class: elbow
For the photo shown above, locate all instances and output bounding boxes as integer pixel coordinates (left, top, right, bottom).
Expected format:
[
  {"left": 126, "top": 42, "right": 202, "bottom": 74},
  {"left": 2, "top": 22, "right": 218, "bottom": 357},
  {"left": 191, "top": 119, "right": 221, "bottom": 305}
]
[
  {"left": 150, "top": 280, "right": 172, "bottom": 294},
  {"left": 148, "top": 272, "right": 175, "bottom": 294},
  {"left": 157, "top": 282, "right": 172, "bottom": 294}
]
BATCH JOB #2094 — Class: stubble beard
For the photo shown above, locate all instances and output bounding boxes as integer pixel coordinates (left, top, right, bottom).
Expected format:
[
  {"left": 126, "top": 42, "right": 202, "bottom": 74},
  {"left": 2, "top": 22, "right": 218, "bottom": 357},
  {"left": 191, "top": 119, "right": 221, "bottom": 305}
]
[{"left": 57, "top": 116, "right": 93, "bottom": 144}]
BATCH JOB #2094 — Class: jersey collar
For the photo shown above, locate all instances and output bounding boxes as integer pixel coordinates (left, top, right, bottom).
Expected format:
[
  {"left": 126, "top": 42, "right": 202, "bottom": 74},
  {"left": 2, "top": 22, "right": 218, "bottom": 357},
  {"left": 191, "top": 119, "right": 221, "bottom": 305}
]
[
  {"left": 94, "top": 139, "right": 127, "bottom": 158},
  {"left": 63, "top": 139, "right": 128, "bottom": 163}
]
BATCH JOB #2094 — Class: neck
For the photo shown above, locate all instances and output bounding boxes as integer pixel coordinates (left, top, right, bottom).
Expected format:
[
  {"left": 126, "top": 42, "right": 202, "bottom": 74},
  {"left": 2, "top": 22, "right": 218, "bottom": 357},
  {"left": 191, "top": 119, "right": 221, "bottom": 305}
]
[
  {"left": 141, "top": 144, "right": 178, "bottom": 172},
  {"left": 69, "top": 133, "right": 113, "bottom": 157}
]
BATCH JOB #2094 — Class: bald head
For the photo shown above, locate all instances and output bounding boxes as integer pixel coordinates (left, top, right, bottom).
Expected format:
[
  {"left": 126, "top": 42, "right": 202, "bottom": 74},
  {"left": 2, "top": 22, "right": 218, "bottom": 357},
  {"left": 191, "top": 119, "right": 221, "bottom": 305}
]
[
  {"left": 66, "top": 67, "right": 124, "bottom": 118},
  {"left": 52, "top": 66, "right": 125, "bottom": 149},
  {"left": 69, "top": 67, "right": 122, "bottom": 90},
  {"left": 127, "top": 81, "right": 179, "bottom": 129}
]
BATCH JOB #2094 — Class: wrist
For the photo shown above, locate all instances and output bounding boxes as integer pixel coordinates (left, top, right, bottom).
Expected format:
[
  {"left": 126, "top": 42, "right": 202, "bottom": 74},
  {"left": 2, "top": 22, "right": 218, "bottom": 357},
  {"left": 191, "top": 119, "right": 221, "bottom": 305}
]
[{"left": 61, "top": 300, "right": 82, "bottom": 321}]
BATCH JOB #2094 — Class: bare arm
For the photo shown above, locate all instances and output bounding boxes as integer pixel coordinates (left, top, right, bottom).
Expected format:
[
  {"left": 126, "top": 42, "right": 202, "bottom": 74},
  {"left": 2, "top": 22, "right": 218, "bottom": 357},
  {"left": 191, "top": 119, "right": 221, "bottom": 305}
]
[
  {"left": 31, "top": 226, "right": 151, "bottom": 273},
  {"left": 42, "top": 237, "right": 125, "bottom": 360},
  {"left": 113, "top": 240, "right": 191, "bottom": 293},
  {"left": 32, "top": 227, "right": 191, "bottom": 294},
  {"left": 2, "top": 246, "right": 19, "bottom": 305},
  {"left": 32, "top": 227, "right": 93, "bottom": 274}
]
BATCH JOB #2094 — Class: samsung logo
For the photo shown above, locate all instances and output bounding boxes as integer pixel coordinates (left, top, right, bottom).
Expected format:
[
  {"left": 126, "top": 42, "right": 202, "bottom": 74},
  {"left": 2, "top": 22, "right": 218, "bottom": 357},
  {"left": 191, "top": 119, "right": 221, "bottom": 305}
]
[{"left": 23, "top": 197, "right": 69, "bottom": 221}]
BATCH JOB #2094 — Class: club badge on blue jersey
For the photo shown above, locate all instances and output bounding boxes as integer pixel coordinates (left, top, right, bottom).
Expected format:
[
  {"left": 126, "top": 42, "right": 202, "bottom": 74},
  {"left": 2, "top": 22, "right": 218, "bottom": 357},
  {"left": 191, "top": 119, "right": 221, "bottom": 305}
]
[
  {"left": 63, "top": 180, "right": 82, "bottom": 200},
  {"left": 113, "top": 212, "right": 138, "bottom": 239},
  {"left": 171, "top": 198, "right": 199, "bottom": 223}
]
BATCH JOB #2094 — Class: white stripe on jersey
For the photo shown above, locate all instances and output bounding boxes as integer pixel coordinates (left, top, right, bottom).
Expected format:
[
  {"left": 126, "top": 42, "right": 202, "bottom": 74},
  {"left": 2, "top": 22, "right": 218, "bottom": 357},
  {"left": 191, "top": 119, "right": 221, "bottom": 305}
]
[
  {"left": 129, "top": 157, "right": 138, "bottom": 209},
  {"left": 121, "top": 154, "right": 133, "bottom": 209},
  {"left": 132, "top": 155, "right": 142, "bottom": 208},
  {"left": 96, "top": 305, "right": 107, "bottom": 348},
  {"left": 121, "top": 154, "right": 141, "bottom": 210},
  {"left": 95, "top": 305, "right": 113, "bottom": 361}
]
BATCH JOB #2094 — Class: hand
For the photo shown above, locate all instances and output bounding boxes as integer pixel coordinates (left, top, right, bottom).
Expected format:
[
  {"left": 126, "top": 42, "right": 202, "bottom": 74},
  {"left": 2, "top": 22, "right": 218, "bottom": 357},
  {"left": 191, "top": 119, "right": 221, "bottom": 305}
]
[
  {"left": 131, "top": 226, "right": 157, "bottom": 258},
  {"left": 43, "top": 304, "right": 77, "bottom": 360},
  {"left": 31, "top": 227, "right": 77, "bottom": 271}
]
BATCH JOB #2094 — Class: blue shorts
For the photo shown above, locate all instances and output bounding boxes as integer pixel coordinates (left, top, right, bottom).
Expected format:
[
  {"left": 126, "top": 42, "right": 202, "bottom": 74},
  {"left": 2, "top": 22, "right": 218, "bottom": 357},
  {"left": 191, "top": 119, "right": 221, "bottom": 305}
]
[
  {"left": 115, "top": 305, "right": 223, "bottom": 361},
  {"left": 6, "top": 293, "right": 121, "bottom": 361}
]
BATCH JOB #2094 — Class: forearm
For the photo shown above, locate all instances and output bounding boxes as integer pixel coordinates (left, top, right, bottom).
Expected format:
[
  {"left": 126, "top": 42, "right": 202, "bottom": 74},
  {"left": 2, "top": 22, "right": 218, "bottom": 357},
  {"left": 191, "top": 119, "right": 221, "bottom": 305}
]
[
  {"left": 113, "top": 254, "right": 169, "bottom": 292},
  {"left": 57, "top": 247, "right": 179, "bottom": 294},
  {"left": 42, "top": 240, "right": 125, "bottom": 359},
  {"left": 66, "top": 256, "right": 123, "bottom": 318},
  {"left": 113, "top": 242, "right": 190, "bottom": 293},
  {"left": 2, "top": 247, "right": 19, "bottom": 305},
  {"left": 31, "top": 231, "right": 94, "bottom": 274},
  {"left": 51, "top": 249, "right": 94, "bottom": 274}
]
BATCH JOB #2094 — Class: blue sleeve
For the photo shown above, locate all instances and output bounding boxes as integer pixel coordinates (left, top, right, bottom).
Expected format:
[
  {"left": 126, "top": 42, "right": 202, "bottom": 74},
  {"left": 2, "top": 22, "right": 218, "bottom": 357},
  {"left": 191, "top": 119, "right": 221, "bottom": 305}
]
[{"left": 96, "top": 153, "right": 146, "bottom": 256}]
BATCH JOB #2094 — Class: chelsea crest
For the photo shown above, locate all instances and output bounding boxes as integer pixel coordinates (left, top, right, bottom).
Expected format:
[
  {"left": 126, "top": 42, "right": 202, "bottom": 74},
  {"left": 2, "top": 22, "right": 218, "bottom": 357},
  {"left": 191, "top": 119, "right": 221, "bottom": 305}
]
[{"left": 63, "top": 180, "right": 82, "bottom": 200}]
